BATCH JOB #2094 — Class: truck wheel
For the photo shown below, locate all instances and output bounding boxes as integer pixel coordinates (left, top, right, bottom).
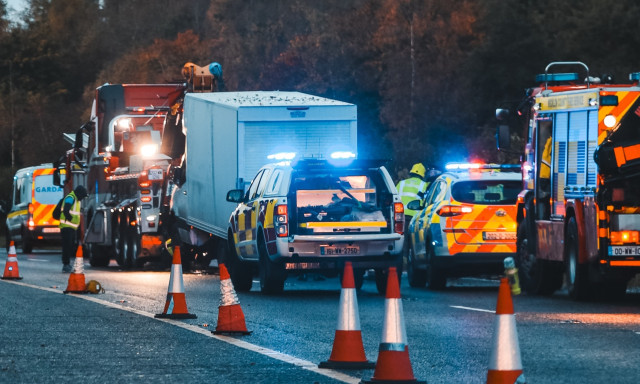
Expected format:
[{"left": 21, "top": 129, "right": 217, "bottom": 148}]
[
  {"left": 565, "top": 216, "right": 591, "bottom": 300},
  {"left": 425, "top": 244, "right": 446, "bottom": 290},
  {"left": 21, "top": 228, "right": 33, "bottom": 253},
  {"left": 88, "top": 244, "right": 110, "bottom": 267},
  {"left": 225, "top": 236, "right": 253, "bottom": 292},
  {"left": 407, "top": 239, "right": 427, "bottom": 288},
  {"left": 113, "top": 215, "right": 126, "bottom": 266},
  {"left": 258, "top": 239, "right": 286, "bottom": 294},
  {"left": 125, "top": 220, "right": 142, "bottom": 268},
  {"left": 515, "top": 222, "right": 561, "bottom": 295}
]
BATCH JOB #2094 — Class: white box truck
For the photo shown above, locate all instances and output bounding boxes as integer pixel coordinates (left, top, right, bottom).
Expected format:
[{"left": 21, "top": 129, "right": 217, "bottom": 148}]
[{"left": 169, "top": 91, "right": 358, "bottom": 268}]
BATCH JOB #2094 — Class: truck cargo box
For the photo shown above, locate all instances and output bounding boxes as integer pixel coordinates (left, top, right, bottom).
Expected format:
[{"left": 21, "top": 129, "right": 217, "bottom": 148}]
[{"left": 180, "top": 91, "right": 357, "bottom": 238}]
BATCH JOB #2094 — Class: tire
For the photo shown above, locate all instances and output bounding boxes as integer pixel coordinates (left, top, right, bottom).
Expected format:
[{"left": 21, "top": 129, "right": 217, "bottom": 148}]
[
  {"left": 425, "top": 244, "right": 446, "bottom": 290},
  {"left": 340, "top": 267, "right": 365, "bottom": 290},
  {"left": 21, "top": 228, "right": 33, "bottom": 253},
  {"left": 113, "top": 215, "right": 126, "bottom": 266},
  {"left": 407, "top": 239, "right": 427, "bottom": 288},
  {"left": 565, "top": 216, "right": 591, "bottom": 300},
  {"left": 516, "top": 222, "right": 562, "bottom": 295},
  {"left": 374, "top": 258, "right": 403, "bottom": 295},
  {"left": 225, "top": 236, "right": 254, "bottom": 292},
  {"left": 125, "top": 218, "right": 142, "bottom": 268},
  {"left": 258, "top": 237, "right": 286, "bottom": 294},
  {"left": 88, "top": 243, "right": 110, "bottom": 267}
]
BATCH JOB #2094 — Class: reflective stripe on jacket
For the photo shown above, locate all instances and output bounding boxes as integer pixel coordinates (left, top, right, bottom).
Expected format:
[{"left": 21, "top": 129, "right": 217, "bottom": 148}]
[
  {"left": 396, "top": 177, "right": 427, "bottom": 216},
  {"left": 59, "top": 191, "right": 81, "bottom": 229}
]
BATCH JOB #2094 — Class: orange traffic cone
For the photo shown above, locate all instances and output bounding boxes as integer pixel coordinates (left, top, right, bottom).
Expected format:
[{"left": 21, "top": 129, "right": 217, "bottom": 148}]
[
  {"left": 2, "top": 241, "right": 23, "bottom": 280},
  {"left": 63, "top": 245, "right": 87, "bottom": 293},
  {"left": 486, "top": 278, "right": 526, "bottom": 384},
  {"left": 362, "top": 266, "right": 425, "bottom": 384},
  {"left": 212, "top": 263, "right": 251, "bottom": 335},
  {"left": 319, "top": 262, "right": 374, "bottom": 369},
  {"left": 155, "top": 246, "right": 197, "bottom": 319}
]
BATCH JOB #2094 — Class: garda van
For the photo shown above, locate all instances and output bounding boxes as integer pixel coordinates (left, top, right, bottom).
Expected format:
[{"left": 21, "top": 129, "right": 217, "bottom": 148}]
[{"left": 5, "top": 164, "right": 64, "bottom": 252}]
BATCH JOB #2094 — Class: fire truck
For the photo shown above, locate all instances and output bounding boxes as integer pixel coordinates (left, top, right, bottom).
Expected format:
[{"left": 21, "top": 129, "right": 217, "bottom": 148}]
[
  {"left": 54, "top": 62, "right": 223, "bottom": 268},
  {"left": 497, "top": 61, "right": 640, "bottom": 300}
]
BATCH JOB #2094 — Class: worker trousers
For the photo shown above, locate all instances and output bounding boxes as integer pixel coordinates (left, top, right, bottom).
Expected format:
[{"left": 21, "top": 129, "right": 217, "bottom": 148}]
[{"left": 61, "top": 227, "right": 76, "bottom": 266}]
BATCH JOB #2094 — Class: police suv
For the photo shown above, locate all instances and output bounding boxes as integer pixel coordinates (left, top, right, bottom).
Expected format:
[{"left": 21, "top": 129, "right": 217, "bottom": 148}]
[{"left": 225, "top": 157, "right": 405, "bottom": 294}]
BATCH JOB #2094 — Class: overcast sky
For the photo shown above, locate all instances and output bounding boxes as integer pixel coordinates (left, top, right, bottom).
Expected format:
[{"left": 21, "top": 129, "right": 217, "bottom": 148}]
[{"left": 5, "top": 0, "right": 27, "bottom": 21}]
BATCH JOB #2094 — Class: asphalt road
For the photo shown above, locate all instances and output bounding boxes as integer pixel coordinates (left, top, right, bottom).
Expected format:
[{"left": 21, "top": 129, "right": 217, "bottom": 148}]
[{"left": 3, "top": 248, "right": 640, "bottom": 383}]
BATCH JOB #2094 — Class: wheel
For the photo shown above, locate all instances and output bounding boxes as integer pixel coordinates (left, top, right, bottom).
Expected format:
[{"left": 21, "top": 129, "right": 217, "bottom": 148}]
[
  {"left": 125, "top": 217, "right": 142, "bottom": 268},
  {"left": 425, "top": 244, "right": 446, "bottom": 290},
  {"left": 407, "top": 238, "right": 427, "bottom": 288},
  {"left": 88, "top": 243, "right": 110, "bottom": 267},
  {"left": 113, "top": 215, "right": 126, "bottom": 266},
  {"left": 225, "top": 236, "right": 253, "bottom": 292},
  {"left": 21, "top": 228, "right": 33, "bottom": 253},
  {"left": 374, "top": 258, "right": 403, "bottom": 295},
  {"left": 340, "top": 267, "right": 365, "bottom": 290},
  {"left": 516, "top": 222, "right": 562, "bottom": 295},
  {"left": 258, "top": 237, "right": 286, "bottom": 294},
  {"left": 565, "top": 216, "right": 590, "bottom": 300}
]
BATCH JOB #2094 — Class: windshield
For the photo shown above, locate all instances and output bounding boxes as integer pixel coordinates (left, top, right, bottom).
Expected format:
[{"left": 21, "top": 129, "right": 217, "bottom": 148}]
[{"left": 451, "top": 180, "right": 520, "bottom": 205}]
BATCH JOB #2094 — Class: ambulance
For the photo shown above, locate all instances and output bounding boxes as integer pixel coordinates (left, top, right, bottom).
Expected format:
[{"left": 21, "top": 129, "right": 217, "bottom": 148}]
[{"left": 5, "top": 164, "right": 64, "bottom": 252}]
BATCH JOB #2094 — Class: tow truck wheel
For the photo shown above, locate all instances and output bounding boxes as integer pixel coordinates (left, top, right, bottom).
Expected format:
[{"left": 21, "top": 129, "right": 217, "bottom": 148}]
[
  {"left": 258, "top": 238, "right": 285, "bottom": 294},
  {"left": 113, "top": 215, "right": 126, "bottom": 266},
  {"left": 565, "top": 216, "right": 591, "bottom": 300},
  {"left": 126, "top": 221, "right": 143, "bottom": 268},
  {"left": 225, "top": 236, "right": 253, "bottom": 292},
  {"left": 88, "top": 243, "right": 110, "bottom": 267},
  {"left": 407, "top": 239, "right": 427, "bottom": 288}
]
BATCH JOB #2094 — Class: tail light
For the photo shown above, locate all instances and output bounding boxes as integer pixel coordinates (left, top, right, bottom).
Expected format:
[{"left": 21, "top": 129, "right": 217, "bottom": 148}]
[
  {"left": 437, "top": 205, "right": 473, "bottom": 217},
  {"left": 138, "top": 172, "right": 150, "bottom": 188},
  {"left": 610, "top": 231, "right": 640, "bottom": 244},
  {"left": 394, "top": 202, "right": 404, "bottom": 234},
  {"left": 28, "top": 203, "right": 35, "bottom": 229},
  {"left": 275, "top": 204, "right": 288, "bottom": 237}
]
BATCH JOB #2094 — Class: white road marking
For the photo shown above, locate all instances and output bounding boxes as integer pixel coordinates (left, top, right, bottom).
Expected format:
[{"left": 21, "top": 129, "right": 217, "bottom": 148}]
[
  {"left": 450, "top": 305, "right": 495, "bottom": 313},
  {"left": 1, "top": 279, "right": 360, "bottom": 384}
]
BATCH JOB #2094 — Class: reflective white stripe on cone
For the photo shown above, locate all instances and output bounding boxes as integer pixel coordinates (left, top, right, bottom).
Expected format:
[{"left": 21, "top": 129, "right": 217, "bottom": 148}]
[
  {"left": 319, "top": 262, "right": 374, "bottom": 369},
  {"left": 64, "top": 245, "right": 87, "bottom": 293},
  {"left": 361, "top": 266, "right": 425, "bottom": 384},
  {"left": 213, "top": 263, "right": 251, "bottom": 335},
  {"left": 155, "top": 246, "right": 196, "bottom": 319},
  {"left": 487, "top": 277, "right": 526, "bottom": 384},
  {"left": 2, "top": 241, "right": 23, "bottom": 280}
]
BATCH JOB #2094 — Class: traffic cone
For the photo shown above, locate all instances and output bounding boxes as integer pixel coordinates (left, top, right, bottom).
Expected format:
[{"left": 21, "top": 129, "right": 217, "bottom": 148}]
[
  {"left": 362, "top": 267, "right": 424, "bottom": 383},
  {"left": 2, "top": 241, "right": 23, "bottom": 280},
  {"left": 212, "top": 263, "right": 251, "bottom": 335},
  {"left": 155, "top": 246, "right": 197, "bottom": 319},
  {"left": 486, "top": 278, "right": 526, "bottom": 384},
  {"left": 63, "top": 245, "right": 87, "bottom": 293},
  {"left": 319, "top": 262, "right": 374, "bottom": 369}
]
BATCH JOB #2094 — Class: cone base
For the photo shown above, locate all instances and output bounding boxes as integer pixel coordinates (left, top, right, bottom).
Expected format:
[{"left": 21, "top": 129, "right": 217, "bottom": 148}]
[
  {"left": 154, "top": 313, "right": 197, "bottom": 319},
  {"left": 211, "top": 329, "right": 252, "bottom": 335},
  {"left": 319, "top": 360, "right": 375, "bottom": 370},
  {"left": 360, "top": 378, "right": 426, "bottom": 384},
  {"left": 487, "top": 369, "right": 524, "bottom": 384},
  {"left": 1, "top": 276, "right": 23, "bottom": 280}
]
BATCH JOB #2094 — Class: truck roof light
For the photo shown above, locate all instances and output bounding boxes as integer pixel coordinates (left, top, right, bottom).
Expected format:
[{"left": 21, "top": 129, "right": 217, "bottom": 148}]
[
  {"left": 535, "top": 72, "right": 579, "bottom": 83},
  {"left": 141, "top": 144, "right": 158, "bottom": 157},
  {"left": 116, "top": 118, "right": 132, "bottom": 131},
  {"left": 445, "top": 163, "right": 521, "bottom": 172},
  {"left": 268, "top": 152, "right": 296, "bottom": 161}
]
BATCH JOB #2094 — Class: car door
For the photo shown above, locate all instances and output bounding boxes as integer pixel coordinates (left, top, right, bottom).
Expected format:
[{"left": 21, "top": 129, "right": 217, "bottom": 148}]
[
  {"left": 412, "top": 179, "right": 446, "bottom": 257},
  {"left": 6, "top": 174, "right": 28, "bottom": 240},
  {"left": 234, "top": 168, "right": 271, "bottom": 260}
]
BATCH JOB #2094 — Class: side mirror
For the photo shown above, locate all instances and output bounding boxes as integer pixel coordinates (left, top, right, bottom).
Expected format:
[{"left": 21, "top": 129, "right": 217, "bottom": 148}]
[
  {"left": 496, "top": 124, "right": 511, "bottom": 151},
  {"left": 226, "top": 189, "right": 245, "bottom": 203},
  {"left": 407, "top": 199, "right": 422, "bottom": 211}
]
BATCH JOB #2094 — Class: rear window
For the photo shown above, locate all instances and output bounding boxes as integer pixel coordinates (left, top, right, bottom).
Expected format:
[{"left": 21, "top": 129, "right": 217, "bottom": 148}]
[
  {"left": 34, "top": 175, "right": 63, "bottom": 205},
  {"left": 451, "top": 180, "right": 520, "bottom": 205}
]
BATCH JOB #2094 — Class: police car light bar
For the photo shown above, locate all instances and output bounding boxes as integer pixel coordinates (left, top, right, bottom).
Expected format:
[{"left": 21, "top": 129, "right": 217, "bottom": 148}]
[
  {"left": 445, "top": 163, "right": 521, "bottom": 171},
  {"left": 268, "top": 152, "right": 297, "bottom": 160}
]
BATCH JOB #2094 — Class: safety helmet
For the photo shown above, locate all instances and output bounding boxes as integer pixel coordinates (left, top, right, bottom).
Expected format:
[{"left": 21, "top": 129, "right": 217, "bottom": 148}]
[
  {"left": 86, "top": 280, "right": 105, "bottom": 294},
  {"left": 409, "top": 163, "right": 426, "bottom": 178}
]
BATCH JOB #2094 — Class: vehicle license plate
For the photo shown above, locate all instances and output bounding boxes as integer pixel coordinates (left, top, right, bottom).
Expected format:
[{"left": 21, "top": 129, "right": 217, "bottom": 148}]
[
  {"left": 609, "top": 246, "right": 640, "bottom": 256},
  {"left": 321, "top": 245, "right": 360, "bottom": 255},
  {"left": 43, "top": 228, "right": 61, "bottom": 233},
  {"left": 482, "top": 231, "right": 516, "bottom": 240},
  {"left": 148, "top": 169, "right": 163, "bottom": 180}
]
